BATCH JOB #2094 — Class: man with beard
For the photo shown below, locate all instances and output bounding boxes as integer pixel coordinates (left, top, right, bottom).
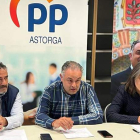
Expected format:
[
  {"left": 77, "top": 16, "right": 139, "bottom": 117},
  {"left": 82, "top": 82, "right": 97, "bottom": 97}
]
[
  {"left": 0, "top": 62, "right": 23, "bottom": 130},
  {"left": 36, "top": 61, "right": 103, "bottom": 130}
]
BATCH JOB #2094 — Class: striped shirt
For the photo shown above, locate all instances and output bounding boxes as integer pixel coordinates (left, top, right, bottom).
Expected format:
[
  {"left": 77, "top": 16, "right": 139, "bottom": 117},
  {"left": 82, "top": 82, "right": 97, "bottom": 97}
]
[{"left": 35, "top": 81, "right": 103, "bottom": 129}]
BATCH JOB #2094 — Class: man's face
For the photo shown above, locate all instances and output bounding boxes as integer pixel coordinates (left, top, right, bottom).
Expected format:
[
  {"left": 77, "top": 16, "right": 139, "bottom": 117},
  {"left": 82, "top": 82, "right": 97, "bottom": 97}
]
[
  {"left": 60, "top": 68, "right": 82, "bottom": 95},
  {"left": 0, "top": 68, "right": 8, "bottom": 94},
  {"left": 129, "top": 43, "right": 140, "bottom": 67}
]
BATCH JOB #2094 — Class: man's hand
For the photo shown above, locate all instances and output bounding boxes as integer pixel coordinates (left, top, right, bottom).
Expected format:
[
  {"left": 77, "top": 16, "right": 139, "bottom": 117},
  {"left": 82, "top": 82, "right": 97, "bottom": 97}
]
[
  {"left": 28, "top": 108, "right": 37, "bottom": 119},
  {"left": 52, "top": 117, "right": 74, "bottom": 130},
  {"left": 0, "top": 116, "right": 8, "bottom": 131},
  {"left": 138, "top": 116, "right": 140, "bottom": 123}
]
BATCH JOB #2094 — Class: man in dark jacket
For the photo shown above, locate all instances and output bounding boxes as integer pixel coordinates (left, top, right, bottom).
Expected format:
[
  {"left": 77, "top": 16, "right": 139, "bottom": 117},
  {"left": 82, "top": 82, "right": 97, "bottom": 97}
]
[
  {"left": 111, "top": 40, "right": 140, "bottom": 97},
  {"left": 0, "top": 62, "right": 23, "bottom": 130}
]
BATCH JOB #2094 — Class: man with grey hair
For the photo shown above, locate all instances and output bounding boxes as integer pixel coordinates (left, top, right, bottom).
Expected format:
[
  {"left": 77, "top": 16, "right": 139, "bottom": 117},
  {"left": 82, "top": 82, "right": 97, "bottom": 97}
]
[
  {"left": 0, "top": 62, "right": 23, "bottom": 130},
  {"left": 111, "top": 40, "right": 140, "bottom": 98},
  {"left": 36, "top": 61, "right": 103, "bottom": 130}
]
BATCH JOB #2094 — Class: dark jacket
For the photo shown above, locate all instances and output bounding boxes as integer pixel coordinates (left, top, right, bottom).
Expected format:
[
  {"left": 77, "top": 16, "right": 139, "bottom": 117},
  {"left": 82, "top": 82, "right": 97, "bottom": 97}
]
[
  {"left": 107, "top": 85, "right": 140, "bottom": 124},
  {"left": 1, "top": 84, "right": 19, "bottom": 117},
  {"left": 111, "top": 67, "right": 131, "bottom": 98}
]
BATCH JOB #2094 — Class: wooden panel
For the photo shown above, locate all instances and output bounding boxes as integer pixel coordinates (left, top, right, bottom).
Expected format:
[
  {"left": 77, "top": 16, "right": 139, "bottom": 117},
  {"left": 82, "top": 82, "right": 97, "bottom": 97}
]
[
  {"left": 96, "top": 35, "right": 112, "bottom": 50},
  {"left": 91, "top": 0, "right": 98, "bottom": 87},
  {"left": 95, "top": 82, "right": 112, "bottom": 110},
  {"left": 88, "top": 0, "right": 94, "bottom": 33},
  {"left": 97, "top": 0, "right": 114, "bottom": 33},
  {"left": 95, "top": 53, "right": 111, "bottom": 77}
]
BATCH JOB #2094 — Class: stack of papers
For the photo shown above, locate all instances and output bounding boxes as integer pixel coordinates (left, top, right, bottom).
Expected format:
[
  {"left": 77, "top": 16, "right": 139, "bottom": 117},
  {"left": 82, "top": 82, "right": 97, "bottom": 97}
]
[
  {"left": 62, "top": 127, "right": 93, "bottom": 139},
  {"left": 0, "top": 130, "right": 28, "bottom": 140}
]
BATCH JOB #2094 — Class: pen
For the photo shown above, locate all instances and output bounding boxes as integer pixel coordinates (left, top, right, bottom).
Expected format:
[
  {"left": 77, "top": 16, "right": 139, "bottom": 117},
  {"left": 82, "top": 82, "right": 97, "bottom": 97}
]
[{"left": 133, "top": 129, "right": 140, "bottom": 134}]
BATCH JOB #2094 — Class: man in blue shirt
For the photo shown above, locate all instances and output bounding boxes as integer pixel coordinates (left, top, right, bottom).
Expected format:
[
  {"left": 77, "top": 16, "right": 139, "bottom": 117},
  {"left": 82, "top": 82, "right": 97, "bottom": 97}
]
[{"left": 35, "top": 61, "right": 103, "bottom": 130}]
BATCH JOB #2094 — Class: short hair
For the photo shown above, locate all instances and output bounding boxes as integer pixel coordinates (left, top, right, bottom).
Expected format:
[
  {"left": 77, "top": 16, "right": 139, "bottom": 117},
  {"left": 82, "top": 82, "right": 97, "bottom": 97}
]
[
  {"left": 131, "top": 40, "right": 140, "bottom": 51},
  {"left": 61, "top": 61, "right": 83, "bottom": 74},
  {"left": 0, "top": 62, "right": 7, "bottom": 70},
  {"left": 50, "top": 63, "right": 57, "bottom": 68},
  {"left": 125, "top": 62, "right": 140, "bottom": 95}
]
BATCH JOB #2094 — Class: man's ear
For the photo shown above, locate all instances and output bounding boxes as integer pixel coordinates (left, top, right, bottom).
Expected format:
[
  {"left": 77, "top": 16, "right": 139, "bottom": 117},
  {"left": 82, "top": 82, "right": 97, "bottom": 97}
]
[
  {"left": 129, "top": 53, "right": 132, "bottom": 60},
  {"left": 60, "top": 74, "right": 63, "bottom": 81}
]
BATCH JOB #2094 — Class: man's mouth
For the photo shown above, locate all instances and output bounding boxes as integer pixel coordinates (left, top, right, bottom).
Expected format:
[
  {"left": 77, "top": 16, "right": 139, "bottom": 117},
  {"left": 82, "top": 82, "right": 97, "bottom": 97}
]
[
  {"left": 138, "top": 58, "right": 140, "bottom": 62},
  {"left": 71, "top": 89, "right": 76, "bottom": 91},
  {"left": 0, "top": 86, "right": 7, "bottom": 89}
]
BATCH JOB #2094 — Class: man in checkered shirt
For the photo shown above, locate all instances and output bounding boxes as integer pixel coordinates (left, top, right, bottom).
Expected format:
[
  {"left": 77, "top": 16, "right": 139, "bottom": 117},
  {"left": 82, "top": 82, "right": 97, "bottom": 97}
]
[{"left": 35, "top": 61, "right": 103, "bottom": 130}]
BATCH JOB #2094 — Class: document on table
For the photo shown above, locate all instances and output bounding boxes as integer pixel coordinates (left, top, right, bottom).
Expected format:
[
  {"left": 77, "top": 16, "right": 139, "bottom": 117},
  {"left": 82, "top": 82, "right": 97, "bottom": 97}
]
[
  {"left": 0, "top": 129, "right": 28, "bottom": 140},
  {"left": 62, "top": 127, "right": 94, "bottom": 139},
  {"left": 131, "top": 125, "right": 140, "bottom": 134}
]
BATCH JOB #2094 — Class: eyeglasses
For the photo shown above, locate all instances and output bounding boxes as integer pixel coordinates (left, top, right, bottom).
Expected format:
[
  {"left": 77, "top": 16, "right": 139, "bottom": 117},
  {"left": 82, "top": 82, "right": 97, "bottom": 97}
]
[{"left": 131, "top": 40, "right": 140, "bottom": 50}]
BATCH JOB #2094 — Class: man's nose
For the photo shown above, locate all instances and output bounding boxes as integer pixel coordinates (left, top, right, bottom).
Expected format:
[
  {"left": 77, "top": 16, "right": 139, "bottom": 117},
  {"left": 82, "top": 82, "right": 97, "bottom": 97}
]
[{"left": 71, "top": 82, "right": 76, "bottom": 87}]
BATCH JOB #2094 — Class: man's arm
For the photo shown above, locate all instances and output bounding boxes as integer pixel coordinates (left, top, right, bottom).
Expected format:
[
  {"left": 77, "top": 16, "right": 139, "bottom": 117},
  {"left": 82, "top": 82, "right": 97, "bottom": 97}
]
[
  {"left": 35, "top": 90, "right": 74, "bottom": 130},
  {"left": 23, "top": 107, "right": 37, "bottom": 125},
  {"left": 52, "top": 117, "right": 73, "bottom": 130},
  {"left": 4, "top": 93, "right": 24, "bottom": 129},
  {"left": 35, "top": 90, "right": 55, "bottom": 129},
  {"left": 71, "top": 87, "right": 103, "bottom": 125}
]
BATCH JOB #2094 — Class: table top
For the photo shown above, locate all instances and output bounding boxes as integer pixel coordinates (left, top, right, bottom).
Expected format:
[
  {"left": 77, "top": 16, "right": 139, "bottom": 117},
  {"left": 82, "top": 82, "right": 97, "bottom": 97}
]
[{"left": 16, "top": 123, "right": 140, "bottom": 140}]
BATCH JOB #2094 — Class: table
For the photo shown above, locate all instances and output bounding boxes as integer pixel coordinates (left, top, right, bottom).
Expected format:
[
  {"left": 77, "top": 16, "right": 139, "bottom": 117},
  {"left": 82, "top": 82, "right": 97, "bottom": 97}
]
[{"left": 16, "top": 123, "right": 140, "bottom": 140}]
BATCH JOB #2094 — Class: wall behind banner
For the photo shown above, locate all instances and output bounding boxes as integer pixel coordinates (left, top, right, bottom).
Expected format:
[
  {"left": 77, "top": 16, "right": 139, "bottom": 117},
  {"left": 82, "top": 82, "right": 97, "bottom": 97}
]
[{"left": 0, "top": 0, "right": 88, "bottom": 110}]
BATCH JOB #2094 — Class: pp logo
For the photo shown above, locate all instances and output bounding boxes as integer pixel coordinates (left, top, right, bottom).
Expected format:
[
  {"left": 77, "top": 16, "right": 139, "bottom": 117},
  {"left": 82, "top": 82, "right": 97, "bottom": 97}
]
[{"left": 10, "top": 0, "right": 68, "bottom": 32}]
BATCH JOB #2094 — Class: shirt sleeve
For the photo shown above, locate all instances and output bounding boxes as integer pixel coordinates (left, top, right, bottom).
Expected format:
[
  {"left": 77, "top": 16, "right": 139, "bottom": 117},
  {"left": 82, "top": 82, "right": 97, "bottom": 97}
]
[
  {"left": 5, "top": 93, "right": 24, "bottom": 129},
  {"left": 107, "top": 85, "right": 138, "bottom": 124},
  {"left": 72, "top": 86, "right": 103, "bottom": 125},
  {"left": 35, "top": 90, "right": 55, "bottom": 129}
]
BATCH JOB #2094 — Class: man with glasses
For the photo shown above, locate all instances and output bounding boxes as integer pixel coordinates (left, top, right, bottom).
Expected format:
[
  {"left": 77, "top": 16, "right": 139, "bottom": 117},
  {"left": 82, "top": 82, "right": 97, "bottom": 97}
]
[
  {"left": 35, "top": 61, "right": 103, "bottom": 130},
  {"left": 111, "top": 40, "right": 140, "bottom": 97},
  {"left": 0, "top": 62, "right": 23, "bottom": 130}
]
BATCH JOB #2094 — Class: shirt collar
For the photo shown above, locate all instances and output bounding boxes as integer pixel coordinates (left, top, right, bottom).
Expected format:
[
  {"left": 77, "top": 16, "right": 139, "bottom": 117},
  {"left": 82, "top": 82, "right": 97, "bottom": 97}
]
[
  {"left": 130, "top": 64, "right": 133, "bottom": 70},
  {"left": 61, "top": 84, "right": 71, "bottom": 97},
  {"left": 0, "top": 93, "right": 5, "bottom": 98}
]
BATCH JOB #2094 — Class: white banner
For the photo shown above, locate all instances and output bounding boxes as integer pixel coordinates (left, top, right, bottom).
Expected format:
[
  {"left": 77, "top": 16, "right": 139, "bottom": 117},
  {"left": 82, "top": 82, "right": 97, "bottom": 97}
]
[
  {"left": 0, "top": 0, "right": 88, "bottom": 47},
  {"left": 0, "top": 0, "right": 88, "bottom": 107}
]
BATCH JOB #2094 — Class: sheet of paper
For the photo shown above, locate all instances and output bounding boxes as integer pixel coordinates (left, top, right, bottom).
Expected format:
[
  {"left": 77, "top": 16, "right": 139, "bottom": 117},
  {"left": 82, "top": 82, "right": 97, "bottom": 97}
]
[
  {"left": 53, "top": 127, "right": 65, "bottom": 131},
  {"left": 0, "top": 129, "right": 28, "bottom": 140},
  {"left": 62, "top": 127, "right": 94, "bottom": 139},
  {"left": 132, "top": 125, "right": 140, "bottom": 134}
]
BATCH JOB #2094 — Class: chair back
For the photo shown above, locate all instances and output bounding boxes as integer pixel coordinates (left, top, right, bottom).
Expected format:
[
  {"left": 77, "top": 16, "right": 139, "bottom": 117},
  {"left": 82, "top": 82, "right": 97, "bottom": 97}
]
[{"left": 104, "top": 103, "right": 111, "bottom": 123}]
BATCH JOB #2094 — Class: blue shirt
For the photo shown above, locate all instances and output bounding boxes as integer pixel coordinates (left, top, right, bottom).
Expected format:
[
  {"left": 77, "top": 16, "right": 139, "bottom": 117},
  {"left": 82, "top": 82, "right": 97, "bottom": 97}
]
[{"left": 35, "top": 81, "right": 103, "bottom": 129}]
